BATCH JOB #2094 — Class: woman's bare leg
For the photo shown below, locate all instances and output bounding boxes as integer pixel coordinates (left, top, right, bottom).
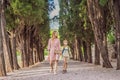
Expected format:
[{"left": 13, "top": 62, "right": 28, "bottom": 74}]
[
  {"left": 50, "top": 60, "right": 54, "bottom": 72},
  {"left": 54, "top": 60, "right": 58, "bottom": 74}
]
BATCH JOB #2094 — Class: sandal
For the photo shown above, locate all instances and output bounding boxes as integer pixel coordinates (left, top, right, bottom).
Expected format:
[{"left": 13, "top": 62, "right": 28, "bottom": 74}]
[
  {"left": 49, "top": 69, "right": 53, "bottom": 73},
  {"left": 54, "top": 70, "right": 57, "bottom": 75}
]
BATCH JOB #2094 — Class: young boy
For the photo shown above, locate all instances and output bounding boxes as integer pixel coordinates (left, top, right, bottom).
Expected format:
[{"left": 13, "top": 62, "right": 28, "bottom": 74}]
[{"left": 62, "top": 39, "right": 72, "bottom": 74}]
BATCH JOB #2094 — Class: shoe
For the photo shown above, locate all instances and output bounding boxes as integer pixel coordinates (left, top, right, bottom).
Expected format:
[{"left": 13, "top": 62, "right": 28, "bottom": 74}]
[
  {"left": 62, "top": 70, "right": 65, "bottom": 74},
  {"left": 62, "top": 70, "right": 67, "bottom": 74},
  {"left": 49, "top": 69, "right": 53, "bottom": 73},
  {"left": 54, "top": 71, "right": 57, "bottom": 75},
  {"left": 65, "top": 70, "right": 67, "bottom": 73}
]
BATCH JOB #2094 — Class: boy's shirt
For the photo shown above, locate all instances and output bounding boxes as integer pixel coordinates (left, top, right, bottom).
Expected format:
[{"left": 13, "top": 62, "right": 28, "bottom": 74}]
[{"left": 62, "top": 46, "right": 72, "bottom": 58}]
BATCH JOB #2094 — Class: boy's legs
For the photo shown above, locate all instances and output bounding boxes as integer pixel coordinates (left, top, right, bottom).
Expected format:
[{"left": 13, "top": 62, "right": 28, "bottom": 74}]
[
  {"left": 63, "top": 57, "right": 68, "bottom": 73},
  {"left": 64, "top": 57, "right": 68, "bottom": 71}
]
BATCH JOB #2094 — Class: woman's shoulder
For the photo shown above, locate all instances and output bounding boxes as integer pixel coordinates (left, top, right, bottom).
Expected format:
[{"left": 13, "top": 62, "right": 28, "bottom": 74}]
[
  {"left": 55, "top": 38, "right": 60, "bottom": 41},
  {"left": 49, "top": 38, "right": 52, "bottom": 40},
  {"left": 49, "top": 38, "right": 59, "bottom": 41}
]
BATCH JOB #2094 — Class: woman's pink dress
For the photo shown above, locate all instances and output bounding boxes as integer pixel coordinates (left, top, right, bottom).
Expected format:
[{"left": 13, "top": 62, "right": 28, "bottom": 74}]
[{"left": 47, "top": 38, "right": 61, "bottom": 61}]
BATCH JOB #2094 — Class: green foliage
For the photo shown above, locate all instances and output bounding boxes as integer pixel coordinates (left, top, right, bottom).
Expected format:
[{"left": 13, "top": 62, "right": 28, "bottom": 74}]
[
  {"left": 44, "top": 49, "right": 49, "bottom": 56},
  {"left": 59, "top": 0, "right": 94, "bottom": 46},
  {"left": 5, "top": 0, "right": 48, "bottom": 30},
  {"left": 39, "top": 22, "right": 50, "bottom": 48},
  {"left": 107, "top": 30, "right": 115, "bottom": 44},
  {"left": 5, "top": 0, "right": 47, "bottom": 31},
  {"left": 5, "top": 0, "right": 49, "bottom": 48},
  {"left": 99, "top": 0, "right": 108, "bottom": 7},
  {"left": 16, "top": 51, "right": 21, "bottom": 56}
]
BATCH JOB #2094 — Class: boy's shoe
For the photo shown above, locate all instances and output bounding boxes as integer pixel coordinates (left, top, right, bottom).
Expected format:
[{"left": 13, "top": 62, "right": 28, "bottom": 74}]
[
  {"left": 62, "top": 70, "right": 67, "bottom": 74},
  {"left": 62, "top": 70, "right": 65, "bottom": 74},
  {"left": 65, "top": 70, "right": 67, "bottom": 73}
]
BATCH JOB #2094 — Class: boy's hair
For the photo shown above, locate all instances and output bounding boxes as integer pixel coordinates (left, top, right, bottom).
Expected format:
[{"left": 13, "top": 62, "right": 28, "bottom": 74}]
[{"left": 63, "top": 39, "right": 68, "bottom": 43}]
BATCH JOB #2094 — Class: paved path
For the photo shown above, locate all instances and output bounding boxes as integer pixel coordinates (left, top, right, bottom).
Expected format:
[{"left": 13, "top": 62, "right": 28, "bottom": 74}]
[{"left": 0, "top": 60, "right": 120, "bottom": 80}]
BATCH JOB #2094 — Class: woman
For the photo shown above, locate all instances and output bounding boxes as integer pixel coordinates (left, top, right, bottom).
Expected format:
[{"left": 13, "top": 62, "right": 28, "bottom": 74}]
[{"left": 47, "top": 31, "right": 61, "bottom": 74}]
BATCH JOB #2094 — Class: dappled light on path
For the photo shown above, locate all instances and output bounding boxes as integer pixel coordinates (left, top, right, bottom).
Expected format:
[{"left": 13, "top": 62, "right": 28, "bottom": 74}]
[{"left": 0, "top": 60, "right": 120, "bottom": 80}]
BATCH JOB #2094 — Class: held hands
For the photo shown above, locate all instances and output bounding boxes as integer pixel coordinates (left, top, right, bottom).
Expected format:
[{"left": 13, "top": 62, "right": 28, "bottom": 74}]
[
  {"left": 60, "top": 49, "right": 63, "bottom": 55},
  {"left": 60, "top": 52, "right": 62, "bottom": 55}
]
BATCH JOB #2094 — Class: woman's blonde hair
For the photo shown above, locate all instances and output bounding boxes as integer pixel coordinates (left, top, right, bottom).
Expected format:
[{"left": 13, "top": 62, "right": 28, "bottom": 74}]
[{"left": 52, "top": 31, "right": 58, "bottom": 39}]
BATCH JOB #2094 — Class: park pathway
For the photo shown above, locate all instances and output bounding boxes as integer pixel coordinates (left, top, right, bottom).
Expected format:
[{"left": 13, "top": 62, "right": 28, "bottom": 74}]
[{"left": 0, "top": 60, "right": 120, "bottom": 80}]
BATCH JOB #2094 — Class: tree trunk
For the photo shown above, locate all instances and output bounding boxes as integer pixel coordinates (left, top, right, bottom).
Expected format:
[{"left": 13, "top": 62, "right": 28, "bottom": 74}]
[
  {"left": 0, "top": 1, "right": 6, "bottom": 75},
  {"left": 34, "top": 49, "right": 38, "bottom": 63},
  {"left": 30, "top": 46, "right": 34, "bottom": 65},
  {"left": 87, "top": 42, "right": 92, "bottom": 63},
  {"left": 73, "top": 42, "right": 77, "bottom": 60},
  {"left": 113, "top": 0, "right": 120, "bottom": 70},
  {"left": 29, "top": 33, "right": 34, "bottom": 65},
  {"left": 0, "top": 26, "right": 6, "bottom": 76},
  {"left": 75, "top": 36, "right": 80, "bottom": 60},
  {"left": 70, "top": 45, "right": 74, "bottom": 59},
  {"left": 21, "top": 47, "right": 24, "bottom": 68},
  {"left": 26, "top": 29, "right": 30, "bottom": 66},
  {"left": 87, "top": 0, "right": 113, "bottom": 68},
  {"left": 73, "top": 36, "right": 78, "bottom": 60},
  {"left": 39, "top": 45, "right": 44, "bottom": 61},
  {"left": 82, "top": 41, "right": 88, "bottom": 62},
  {"left": 94, "top": 41, "right": 100, "bottom": 65},
  {"left": 102, "top": 33, "right": 109, "bottom": 67},
  {"left": 111, "top": 43, "right": 117, "bottom": 59},
  {"left": 77, "top": 38, "right": 83, "bottom": 61},
  {"left": 10, "top": 33, "right": 20, "bottom": 70},
  {"left": 29, "top": 48, "right": 34, "bottom": 65},
  {"left": 1, "top": 0, "right": 13, "bottom": 72},
  {"left": 36, "top": 42, "right": 41, "bottom": 62},
  {"left": 23, "top": 26, "right": 29, "bottom": 67},
  {"left": 38, "top": 39, "right": 43, "bottom": 61}
]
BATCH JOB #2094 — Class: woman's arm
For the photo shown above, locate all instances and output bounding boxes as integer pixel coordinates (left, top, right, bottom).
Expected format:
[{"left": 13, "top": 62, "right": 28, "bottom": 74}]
[{"left": 58, "top": 39, "right": 61, "bottom": 50}]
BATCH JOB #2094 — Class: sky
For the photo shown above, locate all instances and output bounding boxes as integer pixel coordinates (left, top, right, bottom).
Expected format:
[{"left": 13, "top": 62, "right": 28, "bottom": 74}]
[{"left": 48, "top": 0, "right": 60, "bottom": 30}]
